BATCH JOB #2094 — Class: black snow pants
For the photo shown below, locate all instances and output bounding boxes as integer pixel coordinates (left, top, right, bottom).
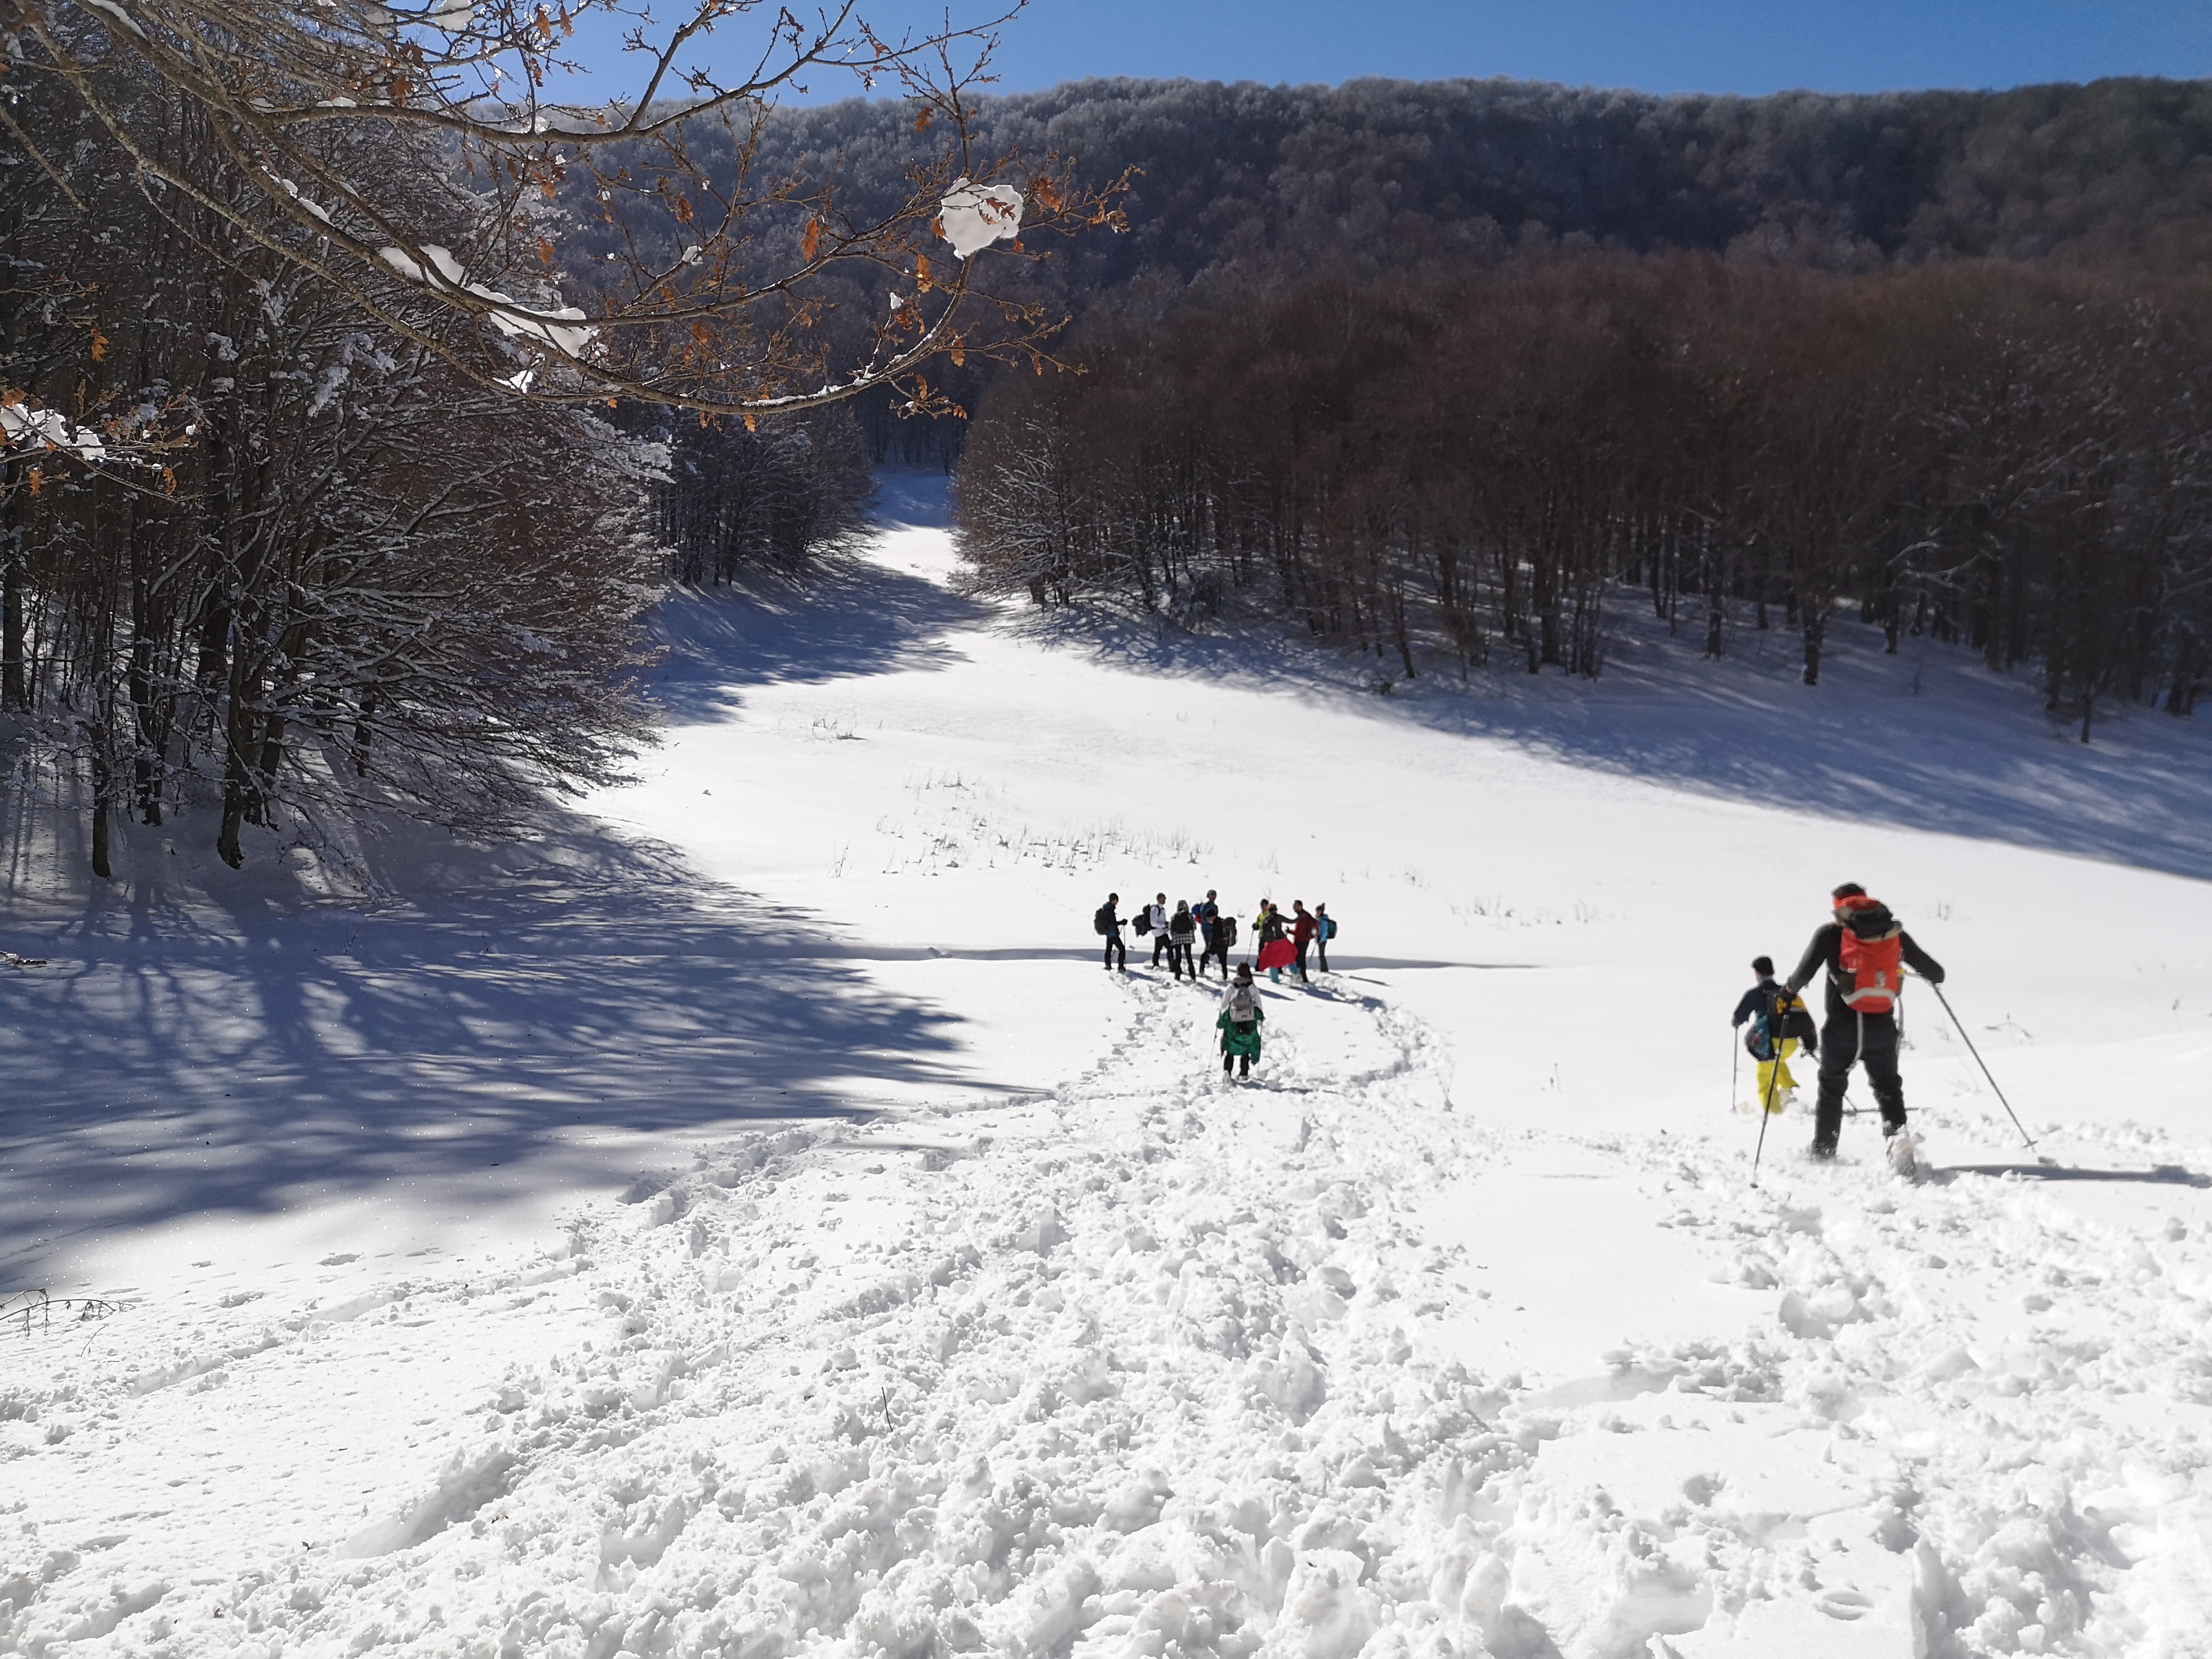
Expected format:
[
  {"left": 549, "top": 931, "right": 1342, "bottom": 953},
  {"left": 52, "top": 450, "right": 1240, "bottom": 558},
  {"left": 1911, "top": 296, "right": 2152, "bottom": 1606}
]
[
  {"left": 1816, "top": 1010, "right": 1905, "bottom": 1147},
  {"left": 1103, "top": 932, "right": 1126, "bottom": 970},
  {"left": 1199, "top": 926, "right": 1225, "bottom": 977}
]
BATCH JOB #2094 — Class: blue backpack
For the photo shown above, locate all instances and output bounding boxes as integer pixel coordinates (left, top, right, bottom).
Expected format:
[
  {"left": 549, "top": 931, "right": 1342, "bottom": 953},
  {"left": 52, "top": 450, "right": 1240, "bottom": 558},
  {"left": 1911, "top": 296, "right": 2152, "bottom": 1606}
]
[{"left": 1744, "top": 984, "right": 1808, "bottom": 1062}]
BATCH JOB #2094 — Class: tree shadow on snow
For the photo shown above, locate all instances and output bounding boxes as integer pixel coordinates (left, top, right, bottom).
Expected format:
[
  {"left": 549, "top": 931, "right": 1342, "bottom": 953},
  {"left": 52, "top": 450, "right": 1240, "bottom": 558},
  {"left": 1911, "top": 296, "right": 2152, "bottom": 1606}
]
[
  {"left": 1010, "top": 597, "right": 2212, "bottom": 885},
  {"left": 649, "top": 555, "right": 986, "bottom": 721},
  {"left": 0, "top": 810, "right": 984, "bottom": 1282}
]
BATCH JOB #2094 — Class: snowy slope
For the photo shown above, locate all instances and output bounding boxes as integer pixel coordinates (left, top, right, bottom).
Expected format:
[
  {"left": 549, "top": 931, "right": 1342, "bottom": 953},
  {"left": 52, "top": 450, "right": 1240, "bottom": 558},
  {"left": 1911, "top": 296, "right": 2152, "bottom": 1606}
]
[{"left": 3, "top": 475, "right": 2211, "bottom": 1659}]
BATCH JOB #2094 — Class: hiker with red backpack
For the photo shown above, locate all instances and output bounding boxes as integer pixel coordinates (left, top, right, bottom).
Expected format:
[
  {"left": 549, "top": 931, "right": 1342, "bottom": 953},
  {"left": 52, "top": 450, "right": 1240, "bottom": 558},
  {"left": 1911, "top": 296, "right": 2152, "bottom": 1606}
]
[{"left": 1786, "top": 883, "right": 1946, "bottom": 1164}]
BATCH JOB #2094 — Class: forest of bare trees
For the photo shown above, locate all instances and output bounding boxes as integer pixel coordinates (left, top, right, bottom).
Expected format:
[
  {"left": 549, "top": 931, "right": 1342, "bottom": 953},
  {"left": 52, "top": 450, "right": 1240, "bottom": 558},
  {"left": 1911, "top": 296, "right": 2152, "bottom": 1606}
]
[
  {"left": 957, "top": 254, "right": 2212, "bottom": 736},
  {"left": 2, "top": 3, "right": 1034, "bottom": 872},
  {"left": 1, "top": 72, "right": 676, "bottom": 872},
  {"left": 12, "top": 46, "right": 2212, "bottom": 880}
]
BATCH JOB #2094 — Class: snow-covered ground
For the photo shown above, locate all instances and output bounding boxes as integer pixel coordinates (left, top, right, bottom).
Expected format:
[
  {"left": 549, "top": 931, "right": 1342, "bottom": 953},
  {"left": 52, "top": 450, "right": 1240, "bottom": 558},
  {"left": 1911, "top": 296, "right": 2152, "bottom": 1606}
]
[{"left": 5, "top": 474, "right": 2212, "bottom": 1658}]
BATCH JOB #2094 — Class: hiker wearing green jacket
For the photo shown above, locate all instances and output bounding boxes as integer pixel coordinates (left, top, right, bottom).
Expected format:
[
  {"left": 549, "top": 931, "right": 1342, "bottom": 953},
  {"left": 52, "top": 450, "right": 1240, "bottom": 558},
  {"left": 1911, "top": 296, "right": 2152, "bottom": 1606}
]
[{"left": 1217, "top": 965, "right": 1265, "bottom": 1079}]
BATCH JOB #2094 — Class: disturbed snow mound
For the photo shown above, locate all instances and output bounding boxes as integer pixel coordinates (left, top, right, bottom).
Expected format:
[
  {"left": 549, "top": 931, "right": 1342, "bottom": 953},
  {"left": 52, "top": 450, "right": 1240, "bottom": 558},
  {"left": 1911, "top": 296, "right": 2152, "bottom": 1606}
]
[
  {"left": 7, "top": 477, "right": 2212, "bottom": 1659},
  {"left": 10, "top": 972, "right": 2211, "bottom": 1657}
]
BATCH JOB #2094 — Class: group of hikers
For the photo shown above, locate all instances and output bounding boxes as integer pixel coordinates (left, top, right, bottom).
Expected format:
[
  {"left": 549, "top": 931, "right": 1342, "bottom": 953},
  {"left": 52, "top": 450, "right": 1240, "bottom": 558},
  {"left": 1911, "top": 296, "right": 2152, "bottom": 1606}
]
[
  {"left": 1092, "top": 891, "right": 1341, "bottom": 1079},
  {"left": 1094, "top": 892, "right": 1335, "bottom": 983},
  {"left": 1084, "top": 876, "right": 1957, "bottom": 1135},
  {"left": 1731, "top": 882, "right": 1946, "bottom": 1164}
]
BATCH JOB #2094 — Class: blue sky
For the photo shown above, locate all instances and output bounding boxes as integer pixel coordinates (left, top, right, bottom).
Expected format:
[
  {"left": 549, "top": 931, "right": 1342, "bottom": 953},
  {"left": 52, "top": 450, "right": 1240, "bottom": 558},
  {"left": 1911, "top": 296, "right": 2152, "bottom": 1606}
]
[
  {"left": 957, "top": 0, "right": 2210, "bottom": 95},
  {"left": 562, "top": 1, "right": 2208, "bottom": 106},
  {"left": 566, "top": 1, "right": 2212, "bottom": 109}
]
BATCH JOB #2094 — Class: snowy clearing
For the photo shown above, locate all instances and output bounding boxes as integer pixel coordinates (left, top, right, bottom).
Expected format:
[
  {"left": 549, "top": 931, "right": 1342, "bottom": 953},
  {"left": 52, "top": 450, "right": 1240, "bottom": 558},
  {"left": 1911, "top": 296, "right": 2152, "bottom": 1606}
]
[{"left": 4, "top": 476, "right": 2212, "bottom": 1658}]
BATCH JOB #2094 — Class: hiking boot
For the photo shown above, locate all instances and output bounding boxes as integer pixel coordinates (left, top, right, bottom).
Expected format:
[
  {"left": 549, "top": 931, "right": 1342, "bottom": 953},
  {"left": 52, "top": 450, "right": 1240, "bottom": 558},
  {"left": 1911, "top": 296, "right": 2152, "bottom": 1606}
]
[{"left": 1809, "top": 1139, "right": 1837, "bottom": 1161}]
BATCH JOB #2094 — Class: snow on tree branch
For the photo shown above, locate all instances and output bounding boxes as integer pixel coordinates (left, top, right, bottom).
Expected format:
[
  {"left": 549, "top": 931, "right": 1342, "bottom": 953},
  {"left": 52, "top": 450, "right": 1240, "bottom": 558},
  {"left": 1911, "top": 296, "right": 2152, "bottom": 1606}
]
[
  {"left": 1, "top": 397, "right": 108, "bottom": 461},
  {"left": 938, "top": 177, "right": 1022, "bottom": 259},
  {"left": 1, "top": 0, "right": 1126, "bottom": 418}
]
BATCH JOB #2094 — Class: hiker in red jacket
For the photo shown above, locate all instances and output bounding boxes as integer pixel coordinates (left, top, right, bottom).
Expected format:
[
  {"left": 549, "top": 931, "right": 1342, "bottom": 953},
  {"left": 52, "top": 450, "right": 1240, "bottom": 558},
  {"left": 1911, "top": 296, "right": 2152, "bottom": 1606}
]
[
  {"left": 1290, "top": 901, "right": 1319, "bottom": 983},
  {"left": 1253, "top": 901, "right": 1296, "bottom": 982},
  {"left": 1786, "top": 882, "right": 1946, "bottom": 1161}
]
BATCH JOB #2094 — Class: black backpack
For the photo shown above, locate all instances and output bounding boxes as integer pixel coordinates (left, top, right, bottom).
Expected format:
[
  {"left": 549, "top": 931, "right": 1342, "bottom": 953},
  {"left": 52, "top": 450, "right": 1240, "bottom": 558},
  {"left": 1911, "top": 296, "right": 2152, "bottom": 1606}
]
[
  {"left": 1093, "top": 905, "right": 1113, "bottom": 937},
  {"left": 1134, "top": 908, "right": 1153, "bottom": 935},
  {"left": 1217, "top": 915, "right": 1239, "bottom": 948}
]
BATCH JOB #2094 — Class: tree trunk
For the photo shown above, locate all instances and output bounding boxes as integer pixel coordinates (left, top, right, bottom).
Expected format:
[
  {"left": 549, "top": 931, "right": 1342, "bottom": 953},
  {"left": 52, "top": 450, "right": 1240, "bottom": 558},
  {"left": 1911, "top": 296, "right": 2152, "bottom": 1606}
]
[
  {"left": 218, "top": 759, "right": 249, "bottom": 868},
  {"left": 90, "top": 730, "right": 114, "bottom": 880},
  {"left": 218, "top": 657, "right": 258, "bottom": 868},
  {"left": 1, "top": 476, "right": 23, "bottom": 711}
]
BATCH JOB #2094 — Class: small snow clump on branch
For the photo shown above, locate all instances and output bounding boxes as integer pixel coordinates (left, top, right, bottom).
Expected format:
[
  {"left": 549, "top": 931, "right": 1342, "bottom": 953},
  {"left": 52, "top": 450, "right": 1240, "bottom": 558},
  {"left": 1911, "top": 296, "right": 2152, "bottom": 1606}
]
[
  {"left": 270, "top": 176, "right": 333, "bottom": 225},
  {"left": 938, "top": 178, "right": 1023, "bottom": 260},
  {"left": 80, "top": 0, "right": 147, "bottom": 40},
  {"left": 1, "top": 400, "right": 108, "bottom": 461},
  {"left": 379, "top": 244, "right": 596, "bottom": 357}
]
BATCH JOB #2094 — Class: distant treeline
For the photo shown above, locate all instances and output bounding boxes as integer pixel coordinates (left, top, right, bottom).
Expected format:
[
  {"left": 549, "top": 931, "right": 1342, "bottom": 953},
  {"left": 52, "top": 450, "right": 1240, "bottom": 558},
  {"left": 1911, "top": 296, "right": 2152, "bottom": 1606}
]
[
  {"left": 626, "top": 408, "right": 874, "bottom": 588},
  {"left": 561, "top": 75, "right": 2212, "bottom": 469},
  {"left": 591, "top": 75, "right": 2212, "bottom": 282},
  {"left": 955, "top": 254, "right": 2212, "bottom": 733}
]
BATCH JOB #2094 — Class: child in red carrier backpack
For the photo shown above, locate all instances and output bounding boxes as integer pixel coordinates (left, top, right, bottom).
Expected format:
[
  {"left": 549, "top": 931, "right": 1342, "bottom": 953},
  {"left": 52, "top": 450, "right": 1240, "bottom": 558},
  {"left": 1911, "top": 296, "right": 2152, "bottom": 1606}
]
[{"left": 1785, "top": 882, "right": 1946, "bottom": 1166}]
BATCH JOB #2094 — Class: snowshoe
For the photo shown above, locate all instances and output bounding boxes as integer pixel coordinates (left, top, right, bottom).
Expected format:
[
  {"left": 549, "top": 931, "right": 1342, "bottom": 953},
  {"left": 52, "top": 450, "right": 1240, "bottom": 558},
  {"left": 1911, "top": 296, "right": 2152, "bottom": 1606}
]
[{"left": 1885, "top": 1128, "right": 1922, "bottom": 1181}]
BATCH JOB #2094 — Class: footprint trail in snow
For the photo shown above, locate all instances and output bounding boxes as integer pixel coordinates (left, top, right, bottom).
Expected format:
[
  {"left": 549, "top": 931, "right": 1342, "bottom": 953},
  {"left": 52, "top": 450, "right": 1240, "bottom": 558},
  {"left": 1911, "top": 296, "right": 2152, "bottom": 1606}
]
[{"left": 12, "top": 965, "right": 2211, "bottom": 1658}]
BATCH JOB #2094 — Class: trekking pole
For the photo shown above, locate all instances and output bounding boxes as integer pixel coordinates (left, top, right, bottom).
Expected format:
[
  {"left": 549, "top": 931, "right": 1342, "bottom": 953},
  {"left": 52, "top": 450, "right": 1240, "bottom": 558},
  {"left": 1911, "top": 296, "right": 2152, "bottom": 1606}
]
[
  {"left": 1730, "top": 1029, "right": 1740, "bottom": 1113},
  {"left": 1924, "top": 977, "right": 2038, "bottom": 1153},
  {"left": 1750, "top": 1035, "right": 1782, "bottom": 1187}
]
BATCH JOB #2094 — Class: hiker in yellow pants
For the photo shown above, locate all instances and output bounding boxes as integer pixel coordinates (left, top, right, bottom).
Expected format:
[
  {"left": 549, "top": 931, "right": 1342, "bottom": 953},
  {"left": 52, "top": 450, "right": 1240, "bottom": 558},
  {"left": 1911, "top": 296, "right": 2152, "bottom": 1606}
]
[
  {"left": 1758, "top": 1037, "right": 1803, "bottom": 1112},
  {"left": 1732, "top": 954, "right": 1818, "bottom": 1113}
]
